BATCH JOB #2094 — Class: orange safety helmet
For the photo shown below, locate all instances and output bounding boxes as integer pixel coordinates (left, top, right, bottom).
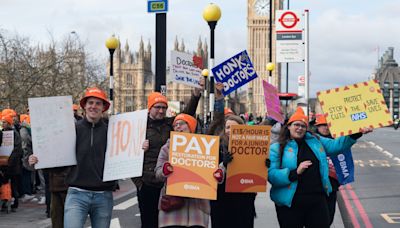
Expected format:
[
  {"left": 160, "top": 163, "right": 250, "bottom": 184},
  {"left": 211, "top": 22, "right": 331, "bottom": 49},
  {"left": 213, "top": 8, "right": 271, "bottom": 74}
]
[
  {"left": 20, "top": 114, "right": 30, "bottom": 124},
  {"left": 315, "top": 114, "right": 327, "bottom": 126},
  {"left": 79, "top": 87, "right": 110, "bottom": 112},
  {"left": 73, "top": 104, "right": 80, "bottom": 111}
]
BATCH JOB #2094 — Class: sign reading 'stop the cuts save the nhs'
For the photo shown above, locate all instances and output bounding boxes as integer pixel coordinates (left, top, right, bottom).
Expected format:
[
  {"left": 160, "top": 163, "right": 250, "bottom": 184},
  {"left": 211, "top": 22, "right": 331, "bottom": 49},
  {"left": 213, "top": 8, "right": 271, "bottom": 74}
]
[{"left": 212, "top": 50, "right": 258, "bottom": 96}]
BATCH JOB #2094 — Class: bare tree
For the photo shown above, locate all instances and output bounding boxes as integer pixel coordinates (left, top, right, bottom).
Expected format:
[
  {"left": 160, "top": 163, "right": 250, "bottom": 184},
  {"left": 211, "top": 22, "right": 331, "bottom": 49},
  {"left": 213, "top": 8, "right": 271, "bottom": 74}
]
[{"left": 0, "top": 29, "right": 106, "bottom": 113}]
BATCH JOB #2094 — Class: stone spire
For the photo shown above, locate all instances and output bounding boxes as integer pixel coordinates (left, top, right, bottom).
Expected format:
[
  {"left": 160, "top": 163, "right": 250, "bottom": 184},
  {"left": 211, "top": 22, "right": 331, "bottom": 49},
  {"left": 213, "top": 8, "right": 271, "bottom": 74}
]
[
  {"left": 174, "top": 36, "right": 179, "bottom": 51},
  {"left": 179, "top": 39, "right": 185, "bottom": 52}
]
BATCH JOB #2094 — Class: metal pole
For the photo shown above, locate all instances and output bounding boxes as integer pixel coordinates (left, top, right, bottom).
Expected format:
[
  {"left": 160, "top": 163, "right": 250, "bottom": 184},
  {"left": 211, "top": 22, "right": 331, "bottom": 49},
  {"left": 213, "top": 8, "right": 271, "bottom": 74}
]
[
  {"left": 203, "top": 75, "right": 208, "bottom": 131},
  {"left": 209, "top": 21, "right": 217, "bottom": 122},
  {"left": 304, "top": 9, "right": 310, "bottom": 117},
  {"left": 109, "top": 49, "right": 115, "bottom": 115},
  {"left": 155, "top": 13, "right": 167, "bottom": 96},
  {"left": 285, "top": 0, "right": 290, "bottom": 113},
  {"left": 269, "top": 0, "right": 273, "bottom": 83}
]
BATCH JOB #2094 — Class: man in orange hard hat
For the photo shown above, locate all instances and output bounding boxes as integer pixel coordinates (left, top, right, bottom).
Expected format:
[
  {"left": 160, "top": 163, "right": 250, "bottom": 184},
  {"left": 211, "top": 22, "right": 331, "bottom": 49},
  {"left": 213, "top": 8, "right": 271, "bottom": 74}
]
[
  {"left": 133, "top": 78, "right": 204, "bottom": 228},
  {"left": 29, "top": 87, "right": 115, "bottom": 228}
]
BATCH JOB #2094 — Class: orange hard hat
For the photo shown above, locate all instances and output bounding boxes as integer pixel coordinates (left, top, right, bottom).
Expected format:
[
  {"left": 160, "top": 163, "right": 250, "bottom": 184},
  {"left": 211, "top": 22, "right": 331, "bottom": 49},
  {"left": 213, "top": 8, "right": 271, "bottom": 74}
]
[
  {"left": 288, "top": 107, "right": 309, "bottom": 127},
  {"left": 20, "top": 114, "right": 30, "bottom": 124},
  {"left": 79, "top": 87, "right": 110, "bottom": 112},
  {"left": 2, "top": 109, "right": 17, "bottom": 117},
  {"left": 224, "top": 108, "right": 235, "bottom": 116},
  {"left": 315, "top": 114, "right": 327, "bottom": 126}
]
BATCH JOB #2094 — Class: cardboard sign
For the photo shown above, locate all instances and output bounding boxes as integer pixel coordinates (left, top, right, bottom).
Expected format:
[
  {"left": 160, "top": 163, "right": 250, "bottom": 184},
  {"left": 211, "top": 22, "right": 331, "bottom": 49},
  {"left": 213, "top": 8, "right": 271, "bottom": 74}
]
[
  {"left": 330, "top": 149, "right": 354, "bottom": 185},
  {"left": 227, "top": 125, "right": 271, "bottom": 192},
  {"left": 170, "top": 50, "right": 203, "bottom": 88},
  {"left": 103, "top": 110, "right": 148, "bottom": 181},
  {"left": 263, "top": 80, "right": 284, "bottom": 123},
  {"left": 167, "top": 132, "right": 219, "bottom": 200},
  {"left": 212, "top": 50, "right": 258, "bottom": 96},
  {"left": 317, "top": 80, "right": 392, "bottom": 138},
  {"left": 0, "top": 131, "right": 14, "bottom": 157},
  {"left": 29, "top": 96, "right": 76, "bottom": 169}
]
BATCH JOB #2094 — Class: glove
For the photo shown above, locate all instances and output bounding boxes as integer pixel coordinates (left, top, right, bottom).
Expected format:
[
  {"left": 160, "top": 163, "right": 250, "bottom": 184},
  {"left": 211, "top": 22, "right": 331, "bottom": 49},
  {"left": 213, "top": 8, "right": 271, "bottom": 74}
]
[
  {"left": 222, "top": 152, "right": 233, "bottom": 167},
  {"left": 162, "top": 162, "right": 173, "bottom": 176},
  {"left": 213, "top": 169, "right": 223, "bottom": 182},
  {"left": 265, "top": 158, "right": 271, "bottom": 168}
]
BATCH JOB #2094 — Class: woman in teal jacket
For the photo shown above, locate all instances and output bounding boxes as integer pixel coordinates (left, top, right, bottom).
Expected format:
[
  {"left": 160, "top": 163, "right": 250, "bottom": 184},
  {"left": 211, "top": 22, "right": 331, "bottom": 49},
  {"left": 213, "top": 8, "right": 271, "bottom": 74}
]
[{"left": 268, "top": 108, "right": 372, "bottom": 228}]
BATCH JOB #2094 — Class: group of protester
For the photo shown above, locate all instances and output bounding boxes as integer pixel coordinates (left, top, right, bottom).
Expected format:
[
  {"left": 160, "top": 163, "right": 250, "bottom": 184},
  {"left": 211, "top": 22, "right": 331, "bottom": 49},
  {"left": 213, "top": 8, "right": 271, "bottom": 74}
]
[
  {"left": 0, "top": 108, "right": 48, "bottom": 214},
  {"left": 0, "top": 78, "right": 373, "bottom": 228}
]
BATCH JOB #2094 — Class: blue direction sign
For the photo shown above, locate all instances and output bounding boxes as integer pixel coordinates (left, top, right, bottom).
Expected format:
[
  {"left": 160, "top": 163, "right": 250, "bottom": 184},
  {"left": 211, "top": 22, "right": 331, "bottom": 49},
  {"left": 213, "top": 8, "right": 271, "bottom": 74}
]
[{"left": 148, "top": 0, "right": 168, "bottom": 13}]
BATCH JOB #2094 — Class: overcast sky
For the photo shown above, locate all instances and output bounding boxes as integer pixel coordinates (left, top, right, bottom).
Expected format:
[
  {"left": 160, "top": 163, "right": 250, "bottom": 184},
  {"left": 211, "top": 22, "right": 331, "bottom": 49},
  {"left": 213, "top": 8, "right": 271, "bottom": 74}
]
[{"left": 1, "top": 0, "right": 400, "bottom": 97}]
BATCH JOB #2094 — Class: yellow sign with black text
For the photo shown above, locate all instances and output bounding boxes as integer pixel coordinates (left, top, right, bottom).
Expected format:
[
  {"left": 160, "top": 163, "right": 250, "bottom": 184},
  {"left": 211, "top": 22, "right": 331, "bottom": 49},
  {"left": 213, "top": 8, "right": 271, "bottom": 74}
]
[{"left": 317, "top": 80, "right": 392, "bottom": 138}]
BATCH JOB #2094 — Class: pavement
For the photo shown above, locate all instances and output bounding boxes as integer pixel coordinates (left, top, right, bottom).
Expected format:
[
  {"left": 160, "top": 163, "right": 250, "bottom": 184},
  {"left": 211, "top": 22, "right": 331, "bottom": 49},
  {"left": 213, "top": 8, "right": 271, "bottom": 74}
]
[{"left": 0, "top": 179, "right": 345, "bottom": 228}]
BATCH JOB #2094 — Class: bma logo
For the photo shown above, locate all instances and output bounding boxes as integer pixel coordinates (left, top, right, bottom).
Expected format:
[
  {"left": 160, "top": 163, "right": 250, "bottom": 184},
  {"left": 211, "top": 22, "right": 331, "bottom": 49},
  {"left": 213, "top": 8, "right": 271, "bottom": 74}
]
[{"left": 351, "top": 112, "right": 367, "bottom": 121}]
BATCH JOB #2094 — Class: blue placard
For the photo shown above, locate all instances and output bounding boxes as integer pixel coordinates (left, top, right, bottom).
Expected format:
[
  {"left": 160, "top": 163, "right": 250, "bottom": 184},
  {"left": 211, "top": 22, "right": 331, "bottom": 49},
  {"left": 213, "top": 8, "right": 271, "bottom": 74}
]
[
  {"left": 212, "top": 50, "right": 258, "bottom": 96},
  {"left": 330, "top": 149, "right": 355, "bottom": 185},
  {"left": 147, "top": 0, "right": 168, "bottom": 13}
]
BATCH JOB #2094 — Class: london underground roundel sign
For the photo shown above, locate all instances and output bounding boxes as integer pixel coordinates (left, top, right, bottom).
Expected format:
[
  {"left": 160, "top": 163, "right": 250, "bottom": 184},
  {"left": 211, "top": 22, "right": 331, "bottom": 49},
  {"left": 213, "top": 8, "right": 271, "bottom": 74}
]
[{"left": 278, "top": 11, "right": 300, "bottom": 29}]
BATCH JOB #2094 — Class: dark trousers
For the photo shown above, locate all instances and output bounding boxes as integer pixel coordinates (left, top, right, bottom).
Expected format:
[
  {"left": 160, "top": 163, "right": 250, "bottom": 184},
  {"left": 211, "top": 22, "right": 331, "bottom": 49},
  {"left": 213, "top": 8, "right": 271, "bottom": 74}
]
[
  {"left": 327, "top": 190, "right": 337, "bottom": 225},
  {"left": 10, "top": 175, "right": 20, "bottom": 209},
  {"left": 20, "top": 168, "right": 33, "bottom": 195},
  {"left": 275, "top": 194, "right": 330, "bottom": 228},
  {"left": 50, "top": 191, "right": 67, "bottom": 228},
  {"left": 137, "top": 183, "right": 162, "bottom": 228}
]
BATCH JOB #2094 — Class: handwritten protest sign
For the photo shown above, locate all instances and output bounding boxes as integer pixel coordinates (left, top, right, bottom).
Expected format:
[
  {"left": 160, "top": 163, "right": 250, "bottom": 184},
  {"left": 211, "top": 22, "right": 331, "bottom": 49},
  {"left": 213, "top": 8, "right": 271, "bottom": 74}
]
[
  {"left": 103, "top": 110, "right": 147, "bottom": 181},
  {"left": 170, "top": 50, "right": 203, "bottom": 88},
  {"left": 212, "top": 50, "right": 258, "bottom": 96},
  {"left": 167, "top": 132, "right": 219, "bottom": 200},
  {"left": 263, "top": 80, "right": 284, "bottom": 123},
  {"left": 227, "top": 125, "right": 271, "bottom": 192},
  {"left": 317, "top": 80, "right": 392, "bottom": 138},
  {"left": 29, "top": 96, "right": 76, "bottom": 169},
  {"left": 0, "top": 131, "right": 14, "bottom": 157}
]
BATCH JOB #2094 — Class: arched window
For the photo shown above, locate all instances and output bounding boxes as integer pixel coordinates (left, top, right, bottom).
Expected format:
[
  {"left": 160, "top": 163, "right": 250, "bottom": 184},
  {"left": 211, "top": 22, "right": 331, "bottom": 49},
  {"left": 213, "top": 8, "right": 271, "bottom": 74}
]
[{"left": 126, "top": 74, "right": 133, "bottom": 85}]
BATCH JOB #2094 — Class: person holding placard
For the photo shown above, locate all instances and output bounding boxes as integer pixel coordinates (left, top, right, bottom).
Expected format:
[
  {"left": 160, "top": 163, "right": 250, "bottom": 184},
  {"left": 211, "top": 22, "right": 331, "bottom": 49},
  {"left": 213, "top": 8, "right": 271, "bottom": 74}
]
[
  {"left": 133, "top": 79, "right": 204, "bottom": 228},
  {"left": 268, "top": 107, "right": 372, "bottom": 228},
  {"left": 154, "top": 113, "right": 223, "bottom": 228},
  {"left": 207, "top": 82, "right": 260, "bottom": 228},
  {"left": 1, "top": 112, "right": 23, "bottom": 212},
  {"left": 63, "top": 87, "right": 116, "bottom": 228}
]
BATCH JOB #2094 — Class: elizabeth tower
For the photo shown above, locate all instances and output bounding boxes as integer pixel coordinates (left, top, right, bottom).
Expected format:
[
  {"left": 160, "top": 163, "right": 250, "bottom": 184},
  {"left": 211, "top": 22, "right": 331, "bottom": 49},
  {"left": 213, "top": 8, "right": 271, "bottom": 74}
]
[{"left": 247, "top": 0, "right": 283, "bottom": 116}]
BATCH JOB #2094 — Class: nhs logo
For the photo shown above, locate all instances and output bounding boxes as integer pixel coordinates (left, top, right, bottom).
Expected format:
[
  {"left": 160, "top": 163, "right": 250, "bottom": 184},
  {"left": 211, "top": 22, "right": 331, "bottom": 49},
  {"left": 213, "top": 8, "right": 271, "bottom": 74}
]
[{"left": 351, "top": 112, "right": 367, "bottom": 121}]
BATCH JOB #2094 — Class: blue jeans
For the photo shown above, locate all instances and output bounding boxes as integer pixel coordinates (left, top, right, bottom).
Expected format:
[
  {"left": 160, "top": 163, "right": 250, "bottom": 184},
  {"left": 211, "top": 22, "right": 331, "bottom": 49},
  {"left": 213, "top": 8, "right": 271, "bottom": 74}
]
[{"left": 64, "top": 187, "right": 113, "bottom": 228}]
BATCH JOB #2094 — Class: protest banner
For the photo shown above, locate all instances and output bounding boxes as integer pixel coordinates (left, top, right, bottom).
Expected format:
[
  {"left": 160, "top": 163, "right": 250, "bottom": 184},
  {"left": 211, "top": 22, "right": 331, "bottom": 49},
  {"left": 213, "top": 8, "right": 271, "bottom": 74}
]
[
  {"left": 170, "top": 50, "right": 203, "bottom": 88},
  {"left": 103, "top": 109, "right": 147, "bottom": 181},
  {"left": 212, "top": 50, "right": 258, "bottom": 96},
  {"left": 330, "top": 149, "right": 354, "bottom": 185},
  {"left": 263, "top": 80, "right": 284, "bottom": 123},
  {"left": 29, "top": 96, "right": 76, "bottom": 169},
  {"left": 166, "top": 101, "right": 180, "bottom": 117},
  {"left": 167, "top": 132, "right": 219, "bottom": 200},
  {"left": 0, "top": 131, "right": 14, "bottom": 158},
  {"left": 227, "top": 125, "right": 271, "bottom": 192},
  {"left": 317, "top": 80, "right": 392, "bottom": 138}
]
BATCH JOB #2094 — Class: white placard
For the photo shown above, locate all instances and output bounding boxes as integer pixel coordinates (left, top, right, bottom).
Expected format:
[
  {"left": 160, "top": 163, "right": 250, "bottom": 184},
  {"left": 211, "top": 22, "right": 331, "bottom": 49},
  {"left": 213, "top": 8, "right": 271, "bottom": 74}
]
[
  {"left": 103, "top": 109, "right": 148, "bottom": 181},
  {"left": 29, "top": 96, "right": 76, "bottom": 169},
  {"left": 0, "top": 131, "right": 14, "bottom": 157},
  {"left": 169, "top": 50, "right": 202, "bottom": 88}
]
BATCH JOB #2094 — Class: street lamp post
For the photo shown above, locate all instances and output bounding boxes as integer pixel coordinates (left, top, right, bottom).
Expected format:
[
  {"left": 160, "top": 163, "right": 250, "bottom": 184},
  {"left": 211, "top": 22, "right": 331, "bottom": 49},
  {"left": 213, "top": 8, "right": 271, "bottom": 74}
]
[
  {"left": 203, "top": 3, "right": 221, "bottom": 124},
  {"left": 105, "top": 35, "right": 119, "bottom": 115},
  {"left": 201, "top": 69, "right": 209, "bottom": 130}
]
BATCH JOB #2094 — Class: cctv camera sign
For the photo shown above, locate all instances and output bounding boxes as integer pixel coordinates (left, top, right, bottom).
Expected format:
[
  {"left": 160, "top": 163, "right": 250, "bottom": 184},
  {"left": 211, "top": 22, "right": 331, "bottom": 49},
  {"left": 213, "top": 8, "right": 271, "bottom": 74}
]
[
  {"left": 170, "top": 50, "right": 203, "bottom": 89},
  {"left": 212, "top": 50, "right": 258, "bottom": 96}
]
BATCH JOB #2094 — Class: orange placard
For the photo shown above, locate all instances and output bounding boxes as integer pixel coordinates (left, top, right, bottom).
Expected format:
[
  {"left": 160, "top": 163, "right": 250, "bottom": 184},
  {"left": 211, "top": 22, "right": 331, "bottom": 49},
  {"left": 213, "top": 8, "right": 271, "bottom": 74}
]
[
  {"left": 226, "top": 125, "right": 271, "bottom": 192},
  {"left": 166, "top": 132, "right": 220, "bottom": 200}
]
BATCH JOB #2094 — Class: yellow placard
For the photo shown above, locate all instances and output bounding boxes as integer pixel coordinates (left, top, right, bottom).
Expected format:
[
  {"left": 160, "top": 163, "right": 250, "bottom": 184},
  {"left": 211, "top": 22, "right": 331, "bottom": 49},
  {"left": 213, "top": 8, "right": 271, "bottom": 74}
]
[
  {"left": 226, "top": 125, "right": 271, "bottom": 192},
  {"left": 166, "top": 132, "right": 220, "bottom": 200},
  {"left": 317, "top": 80, "right": 392, "bottom": 138}
]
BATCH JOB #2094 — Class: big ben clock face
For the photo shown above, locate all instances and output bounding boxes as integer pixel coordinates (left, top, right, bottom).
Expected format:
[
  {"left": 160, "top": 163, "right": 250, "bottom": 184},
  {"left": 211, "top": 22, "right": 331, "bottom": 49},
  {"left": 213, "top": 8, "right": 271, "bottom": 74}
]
[{"left": 254, "top": 0, "right": 269, "bottom": 17}]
